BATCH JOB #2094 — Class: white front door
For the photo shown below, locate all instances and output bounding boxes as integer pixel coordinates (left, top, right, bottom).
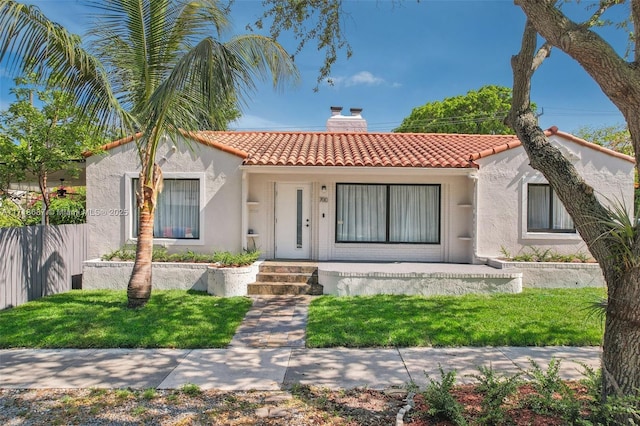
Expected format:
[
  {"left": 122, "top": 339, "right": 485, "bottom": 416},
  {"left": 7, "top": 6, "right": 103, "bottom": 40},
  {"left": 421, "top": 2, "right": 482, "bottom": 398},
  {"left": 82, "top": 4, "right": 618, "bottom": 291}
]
[{"left": 275, "top": 183, "right": 311, "bottom": 259}]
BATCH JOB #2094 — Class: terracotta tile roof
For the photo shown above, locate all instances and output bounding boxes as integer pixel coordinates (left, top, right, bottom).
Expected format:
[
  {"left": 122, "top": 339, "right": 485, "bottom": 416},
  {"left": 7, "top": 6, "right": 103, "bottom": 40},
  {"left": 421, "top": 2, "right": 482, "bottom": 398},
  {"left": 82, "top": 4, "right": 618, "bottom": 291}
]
[
  {"left": 89, "top": 127, "right": 635, "bottom": 167},
  {"left": 190, "top": 131, "right": 524, "bottom": 168}
]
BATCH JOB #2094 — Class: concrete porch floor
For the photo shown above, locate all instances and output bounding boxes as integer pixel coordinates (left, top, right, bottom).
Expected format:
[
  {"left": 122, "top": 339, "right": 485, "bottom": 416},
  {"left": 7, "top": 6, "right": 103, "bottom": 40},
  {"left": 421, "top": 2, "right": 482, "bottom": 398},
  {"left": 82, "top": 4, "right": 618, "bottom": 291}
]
[{"left": 318, "top": 261, "right": 509, "bottom": 275}]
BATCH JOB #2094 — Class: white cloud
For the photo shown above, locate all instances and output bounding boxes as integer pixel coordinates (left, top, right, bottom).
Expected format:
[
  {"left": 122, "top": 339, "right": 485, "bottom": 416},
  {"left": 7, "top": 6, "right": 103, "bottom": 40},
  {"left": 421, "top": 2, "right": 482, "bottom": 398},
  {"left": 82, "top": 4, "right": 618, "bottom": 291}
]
[
  {"left": 230, "top": 114, "right": 297, "bottom": 131},
  {"left": 346, "top": 71, "right": 385, "bottom": 87},
  {"left": 324, "top": 71, "right": 401, "bottom": 89}
]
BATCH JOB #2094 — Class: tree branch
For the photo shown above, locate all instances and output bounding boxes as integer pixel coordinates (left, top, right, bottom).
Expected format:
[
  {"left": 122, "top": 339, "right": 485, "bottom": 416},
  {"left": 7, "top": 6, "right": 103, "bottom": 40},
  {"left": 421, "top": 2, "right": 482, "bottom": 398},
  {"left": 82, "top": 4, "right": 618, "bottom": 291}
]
[
  {"left": 515, "top": 0, "right": 640, "bottom": 123},
  {"left": 531, "top": 41, "right": 552, "bottom": 73},
  {"left": 507, "top": 19, "right": 617, "bottom": 277},
  {"left": 583, "top": 0, "right": 622, "bottom": 28}
]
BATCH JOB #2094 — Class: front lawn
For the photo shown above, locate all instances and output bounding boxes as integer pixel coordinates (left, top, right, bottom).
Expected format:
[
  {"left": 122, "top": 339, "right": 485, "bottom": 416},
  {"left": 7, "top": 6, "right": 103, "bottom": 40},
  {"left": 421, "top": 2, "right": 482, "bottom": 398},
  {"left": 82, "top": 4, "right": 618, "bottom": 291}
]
[
  {"left": 0, "top": 290, "right": 252, "bottom": 348},
  {"left": 307, "top": 288, "right": 606, "bottom": 347}
]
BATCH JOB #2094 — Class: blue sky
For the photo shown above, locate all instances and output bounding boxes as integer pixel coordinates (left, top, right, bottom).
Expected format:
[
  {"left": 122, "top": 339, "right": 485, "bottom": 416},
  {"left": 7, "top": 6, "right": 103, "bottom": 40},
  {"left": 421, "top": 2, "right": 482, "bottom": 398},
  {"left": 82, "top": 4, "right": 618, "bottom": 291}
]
[{"left": 0, "top": 0, "right": 630, "bottom": 133}]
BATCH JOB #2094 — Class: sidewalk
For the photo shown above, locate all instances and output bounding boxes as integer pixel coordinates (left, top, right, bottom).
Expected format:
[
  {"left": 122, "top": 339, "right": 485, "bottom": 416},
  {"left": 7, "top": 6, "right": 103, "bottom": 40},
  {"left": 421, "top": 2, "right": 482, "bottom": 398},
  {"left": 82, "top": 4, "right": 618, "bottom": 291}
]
[
  {"left": 0, "top": 346, "right": 601, "bottom": 390},
  {"left": 0, "top": 295, "right": 602, "bottom": 390}
]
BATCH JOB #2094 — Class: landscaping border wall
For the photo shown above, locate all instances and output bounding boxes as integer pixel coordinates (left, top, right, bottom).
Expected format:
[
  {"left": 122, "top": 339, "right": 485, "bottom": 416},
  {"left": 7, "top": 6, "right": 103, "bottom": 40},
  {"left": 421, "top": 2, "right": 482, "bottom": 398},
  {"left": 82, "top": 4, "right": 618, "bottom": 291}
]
[
  {"left": 82, "top": 260, "right": 260, "bottom": 295},
  {"left": 83, "top": 260, "right": 209, "bottom": 291},
  {"left": 487, "top": 258, "right": 605, "bottom": 288},
  {"left": 318, "top": 264, "right": 522, "bottom": 296}
]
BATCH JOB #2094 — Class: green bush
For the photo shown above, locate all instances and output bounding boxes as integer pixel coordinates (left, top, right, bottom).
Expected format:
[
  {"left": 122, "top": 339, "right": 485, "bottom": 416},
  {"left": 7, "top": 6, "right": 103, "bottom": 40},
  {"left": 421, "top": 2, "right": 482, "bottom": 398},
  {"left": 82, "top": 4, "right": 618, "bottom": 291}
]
[
  {"left": 0, "top": 200, "right": 23, "bottom": 227},
  {"left": 523, "top": 358, "right": 583, "bottom": 423},
  {"left": 212, "top": 250, "right": 260, "bottom": 267},
  {"left": 101, "top": 245, "right": 259, "bottom": 266},
  {"left": 469, "top": 365, "right": 521, "bottom": 425},
  {"left": 422, "top": 367, "right": 467, "bottom": 426},
  {"left": 506, "top": 246, "right": 593, "bottom": 263}
]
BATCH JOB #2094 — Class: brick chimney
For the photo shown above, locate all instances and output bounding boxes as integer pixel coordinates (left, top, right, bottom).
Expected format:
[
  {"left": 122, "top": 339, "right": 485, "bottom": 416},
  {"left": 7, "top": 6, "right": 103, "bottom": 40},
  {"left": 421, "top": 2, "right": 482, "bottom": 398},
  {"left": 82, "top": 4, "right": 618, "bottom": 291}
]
[{"left": 326, "top": 106, "right": 367, "bottom": 132}]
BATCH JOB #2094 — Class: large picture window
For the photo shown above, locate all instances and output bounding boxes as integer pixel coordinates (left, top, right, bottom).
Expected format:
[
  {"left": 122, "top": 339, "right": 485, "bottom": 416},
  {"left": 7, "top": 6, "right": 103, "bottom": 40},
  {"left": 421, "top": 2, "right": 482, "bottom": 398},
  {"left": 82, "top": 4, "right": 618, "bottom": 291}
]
[
  {"left": 527, "top": 184, "right": 575, "bottom": 233},
  {"left": 132, "top": 178, "right": 200, "bottom": 239},
  {"left": 336, "top": 183, "right": 440, "bottom": 244}
]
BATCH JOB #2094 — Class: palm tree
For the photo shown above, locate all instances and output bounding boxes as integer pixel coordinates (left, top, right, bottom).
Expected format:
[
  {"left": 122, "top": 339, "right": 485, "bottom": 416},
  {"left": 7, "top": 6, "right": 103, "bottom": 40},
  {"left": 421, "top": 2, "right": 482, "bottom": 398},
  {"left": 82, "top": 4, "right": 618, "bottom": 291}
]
[{"left": 0, "top": 0, "right": 298, "bottom": 308}]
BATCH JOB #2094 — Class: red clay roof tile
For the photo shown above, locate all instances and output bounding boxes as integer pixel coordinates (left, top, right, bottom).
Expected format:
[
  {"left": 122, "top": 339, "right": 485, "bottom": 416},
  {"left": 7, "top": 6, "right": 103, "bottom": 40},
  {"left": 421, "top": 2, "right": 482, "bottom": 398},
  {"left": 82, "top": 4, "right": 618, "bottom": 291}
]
[
  {"left": 88, "top": 128, "right": 635, "bottom": 167},
  {"left": 192, "top": 131, "right": 522, "bottom": 168}
]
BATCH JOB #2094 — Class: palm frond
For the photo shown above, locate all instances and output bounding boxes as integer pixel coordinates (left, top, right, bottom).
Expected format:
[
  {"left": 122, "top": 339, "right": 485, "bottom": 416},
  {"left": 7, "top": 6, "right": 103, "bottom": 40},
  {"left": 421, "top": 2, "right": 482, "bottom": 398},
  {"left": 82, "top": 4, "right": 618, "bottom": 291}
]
[
  {"left": 593, "top": 197, "right": 640, "bottom": 270},
  {"left": 0, "top": 0, "right": 129, "bottom": 133},
  {"left": 139, "top": 34, "right": 298, "bottom": 144},
  {"left": 225, "top": 34, "right": 300, "bottom": 93}
]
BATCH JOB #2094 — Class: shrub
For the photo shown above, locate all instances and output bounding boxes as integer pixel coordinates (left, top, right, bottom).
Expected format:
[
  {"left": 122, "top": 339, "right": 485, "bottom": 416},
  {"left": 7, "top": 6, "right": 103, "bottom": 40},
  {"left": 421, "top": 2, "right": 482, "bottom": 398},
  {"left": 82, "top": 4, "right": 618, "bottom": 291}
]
[
  {"left": 422, "top": 367, "right": 467, "bottom": 426},
  {"left": 507, "top": 246, "right": 594, "bottom": 263},
  {"left": 101, "top": 245, "right": 259, "bottom": 266},
  {"left": 524, "top": 358, "right": 583, "bottom": 423},
  {"left": 469, "top": 364, "right": 521, "bottom": 425},
  {"left": 212, "top": 250, "right": 260, "bottom": 267}
]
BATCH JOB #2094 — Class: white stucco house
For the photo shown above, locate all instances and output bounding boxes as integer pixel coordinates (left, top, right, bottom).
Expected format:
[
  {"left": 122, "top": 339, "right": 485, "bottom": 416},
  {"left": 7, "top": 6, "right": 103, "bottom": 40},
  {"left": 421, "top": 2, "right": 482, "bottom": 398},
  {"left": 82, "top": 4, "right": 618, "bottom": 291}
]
[{"left": 85, "top": 108, "right": 635, "bottom": 268}]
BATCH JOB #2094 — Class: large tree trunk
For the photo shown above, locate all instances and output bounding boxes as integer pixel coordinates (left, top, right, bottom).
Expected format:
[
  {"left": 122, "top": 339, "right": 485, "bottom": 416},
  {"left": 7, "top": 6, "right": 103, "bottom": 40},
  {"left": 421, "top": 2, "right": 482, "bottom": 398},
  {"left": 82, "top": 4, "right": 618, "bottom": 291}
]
[
  {"left": 603, "top": 269, "right": 640, "bottom": 398},
  {"left": 509, "top": 17, "right": 640, "bottom": 406}
]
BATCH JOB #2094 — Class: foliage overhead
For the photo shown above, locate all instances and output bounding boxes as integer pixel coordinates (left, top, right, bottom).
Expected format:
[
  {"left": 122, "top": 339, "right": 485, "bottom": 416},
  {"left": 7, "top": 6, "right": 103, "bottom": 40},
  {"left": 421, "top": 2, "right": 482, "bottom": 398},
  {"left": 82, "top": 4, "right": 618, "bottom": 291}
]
[
  {"left": 0, "top": 0, "right": 299, "bottom": 307},
  {"left": 0, "top": 74, "right": 102, "bottom": 224},
  {"left": 249, "top": 0, "right": 351, "bottom": 90},
  {"left": 573, "top": 123, "right": 633, "bottom": 156},
  {"left": 393, "top": 85, "right": 524, "bottom": 134}
]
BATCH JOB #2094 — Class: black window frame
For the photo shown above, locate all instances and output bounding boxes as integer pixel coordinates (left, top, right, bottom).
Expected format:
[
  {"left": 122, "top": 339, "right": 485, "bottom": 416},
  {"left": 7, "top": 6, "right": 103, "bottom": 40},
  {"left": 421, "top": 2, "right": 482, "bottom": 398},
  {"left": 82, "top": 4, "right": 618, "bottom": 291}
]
[
  {"left": 527, "top": 183, "right": 576, "bottom": 233},
  {"left": 335, "top": 183, "right": 441, "bottom": 244}
]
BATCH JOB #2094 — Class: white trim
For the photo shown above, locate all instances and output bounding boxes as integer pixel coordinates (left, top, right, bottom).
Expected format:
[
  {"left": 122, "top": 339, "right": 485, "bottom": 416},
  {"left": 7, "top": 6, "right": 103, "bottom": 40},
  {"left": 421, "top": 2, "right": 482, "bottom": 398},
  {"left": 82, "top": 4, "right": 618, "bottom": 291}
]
[
  {"left": 125, "top": 171, "right": 206, "bottom": 246},
  {"left": 519, "top": 174, "right": 581, "bottom": 241},
  {"left": 240, "top": 165, "right": 476, "bottom": 176},
  {"left": 241, "top": 170, "right": 248, "bottom": 251}
]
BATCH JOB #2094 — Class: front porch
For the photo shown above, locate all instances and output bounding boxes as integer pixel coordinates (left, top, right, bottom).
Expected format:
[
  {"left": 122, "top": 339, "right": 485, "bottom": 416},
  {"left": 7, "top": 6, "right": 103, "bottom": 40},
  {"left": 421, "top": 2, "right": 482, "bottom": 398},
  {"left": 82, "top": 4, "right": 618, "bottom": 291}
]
[
  {"left": 83, "top": 258, "right": 604, "bottom": 296},
  {"left": 250, "top": 261, "right": 523, "bottom": 296},
  {"left": 318, "top": 262, "right": 522, "bottom": 296}
]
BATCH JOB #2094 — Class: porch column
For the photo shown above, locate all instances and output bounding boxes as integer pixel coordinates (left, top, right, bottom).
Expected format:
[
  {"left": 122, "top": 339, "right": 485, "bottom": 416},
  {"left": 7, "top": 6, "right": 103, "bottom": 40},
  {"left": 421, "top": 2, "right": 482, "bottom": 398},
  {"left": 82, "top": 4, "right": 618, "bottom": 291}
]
[{"left": 241, "top": 170, "right": 248, "bottom": 251}]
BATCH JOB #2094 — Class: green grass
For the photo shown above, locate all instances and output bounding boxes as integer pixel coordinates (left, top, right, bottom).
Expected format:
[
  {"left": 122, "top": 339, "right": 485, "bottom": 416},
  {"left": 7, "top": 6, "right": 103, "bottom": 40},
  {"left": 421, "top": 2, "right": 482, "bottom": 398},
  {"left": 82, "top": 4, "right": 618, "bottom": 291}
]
[
  {"left": 307, "top": 288, "right": 606, "bottom": 348},
  {"left": 0, "top": 290, "right": 252, "bottom": 348}
]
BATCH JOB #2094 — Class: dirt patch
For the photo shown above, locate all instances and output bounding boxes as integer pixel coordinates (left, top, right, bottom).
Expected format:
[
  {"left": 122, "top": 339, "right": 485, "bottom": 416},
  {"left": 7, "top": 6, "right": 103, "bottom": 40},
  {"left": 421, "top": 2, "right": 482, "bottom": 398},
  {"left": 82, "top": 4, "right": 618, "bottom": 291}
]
[{"left": 0, "top": 383, "right": 595, "bottom": 425}]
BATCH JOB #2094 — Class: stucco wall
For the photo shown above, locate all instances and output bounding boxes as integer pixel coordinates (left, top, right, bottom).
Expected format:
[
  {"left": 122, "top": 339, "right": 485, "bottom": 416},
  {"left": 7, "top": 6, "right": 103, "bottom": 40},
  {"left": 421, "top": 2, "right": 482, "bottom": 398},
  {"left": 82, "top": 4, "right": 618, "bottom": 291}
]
[
  {"left": 474, "top": 135, "right": 634, "bottom": 260},
  {"left": 83, "top": 260, "right": 209, "bottom": 291},
  {"left": 318, "top": 263, "right": 523, "bottom": 296},
  {"left": 487, "top": 258, "right": 605, "bottom": 288},
  {"left": 246, "top": 169, "right": 476, "bottom": 262},
  {"left": 86, "top": 136, "right": 244, "bottom": 259}
]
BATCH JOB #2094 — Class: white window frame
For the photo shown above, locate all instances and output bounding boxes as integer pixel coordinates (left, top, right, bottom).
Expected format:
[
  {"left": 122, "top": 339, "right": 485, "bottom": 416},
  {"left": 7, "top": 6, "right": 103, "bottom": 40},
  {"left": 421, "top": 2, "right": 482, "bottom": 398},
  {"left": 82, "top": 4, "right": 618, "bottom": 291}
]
[
  {"left": 520, "top": 175, "right": 581, "bottom": 241},
  {"left": 125, "top": 172, "right": 205, "bottom": 246}
]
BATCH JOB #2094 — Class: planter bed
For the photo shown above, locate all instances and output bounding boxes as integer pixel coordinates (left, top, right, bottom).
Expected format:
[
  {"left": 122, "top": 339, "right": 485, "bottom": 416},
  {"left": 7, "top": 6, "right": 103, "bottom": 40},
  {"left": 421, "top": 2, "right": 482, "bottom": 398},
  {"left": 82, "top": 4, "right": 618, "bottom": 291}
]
[{"left": 82, "top": 259, "right": 260, "bottom": 295}]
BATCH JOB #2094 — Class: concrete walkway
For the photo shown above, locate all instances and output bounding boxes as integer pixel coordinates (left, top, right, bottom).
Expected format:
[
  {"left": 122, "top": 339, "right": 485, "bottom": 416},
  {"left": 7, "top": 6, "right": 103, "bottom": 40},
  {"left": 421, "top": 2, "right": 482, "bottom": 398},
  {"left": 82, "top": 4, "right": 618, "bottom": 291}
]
[
  {"left": 0, "top": 296, "right": 602, "bottom": 391},
  {"left": 229, "top": 296, "right": 310, "bottom": 348}
]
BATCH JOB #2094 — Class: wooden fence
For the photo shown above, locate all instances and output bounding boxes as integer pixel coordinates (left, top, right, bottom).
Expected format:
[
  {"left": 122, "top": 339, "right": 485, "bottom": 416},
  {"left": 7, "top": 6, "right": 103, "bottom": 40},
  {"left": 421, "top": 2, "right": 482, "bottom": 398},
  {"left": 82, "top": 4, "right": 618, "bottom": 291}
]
[{"left": 0, "top": 224, "right": 87, "bottom": 310}]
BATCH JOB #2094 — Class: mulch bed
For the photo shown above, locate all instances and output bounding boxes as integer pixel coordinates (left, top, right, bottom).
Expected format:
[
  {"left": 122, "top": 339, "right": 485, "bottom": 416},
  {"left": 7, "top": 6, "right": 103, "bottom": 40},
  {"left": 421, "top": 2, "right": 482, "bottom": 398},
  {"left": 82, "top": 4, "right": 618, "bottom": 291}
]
[{"left": 0, "top": 383, "right": 594, "bottom": 425}]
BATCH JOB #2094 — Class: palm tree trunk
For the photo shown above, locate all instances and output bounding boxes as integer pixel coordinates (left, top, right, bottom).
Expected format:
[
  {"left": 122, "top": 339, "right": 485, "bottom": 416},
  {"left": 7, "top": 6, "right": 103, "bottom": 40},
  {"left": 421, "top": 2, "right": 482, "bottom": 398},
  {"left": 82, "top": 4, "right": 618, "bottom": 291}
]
[
  {"left": 127, "top": 196, "right": 154, "bottom": 308},
  {"left": 127, "top": 164, "right": 160, "bottom": 308}
]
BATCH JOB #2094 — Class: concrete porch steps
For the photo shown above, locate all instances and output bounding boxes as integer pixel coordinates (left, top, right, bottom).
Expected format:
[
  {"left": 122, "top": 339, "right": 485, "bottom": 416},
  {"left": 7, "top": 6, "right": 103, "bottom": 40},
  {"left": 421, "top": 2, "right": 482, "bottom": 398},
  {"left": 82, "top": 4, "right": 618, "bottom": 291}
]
[{"left": 248, "top": 261, "right": 323, "bottom": 295}]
